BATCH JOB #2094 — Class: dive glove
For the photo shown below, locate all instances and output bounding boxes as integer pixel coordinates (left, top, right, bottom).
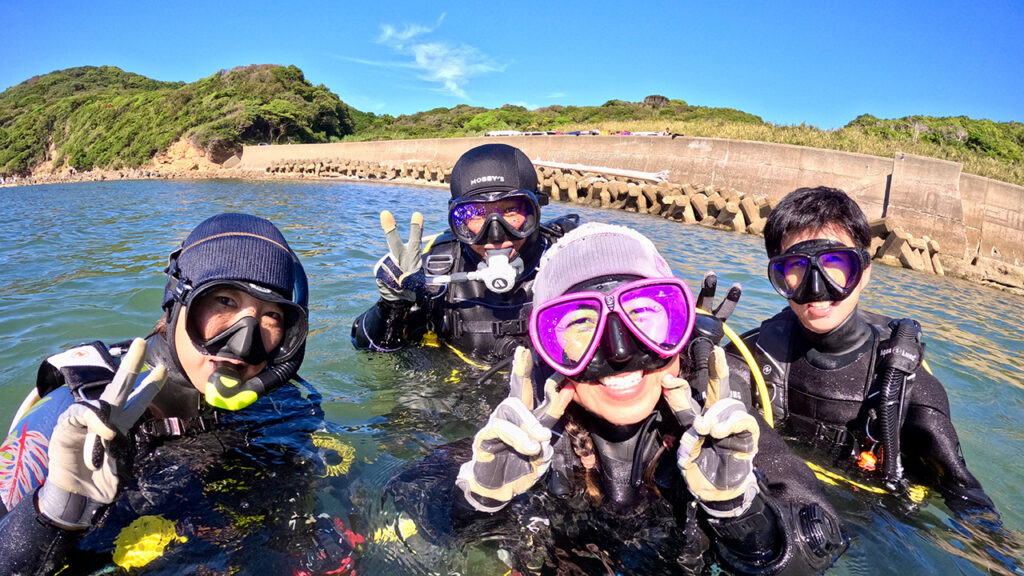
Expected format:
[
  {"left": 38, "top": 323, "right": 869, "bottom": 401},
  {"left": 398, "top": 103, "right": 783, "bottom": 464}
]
[
  {"left": 687, "top": 271, "right": 741, "bottom": 395},
  {"left": 663, "top": 346, "right": 760, "bottom": 518},
  {"left": 374, "top": 210, "right": 426, "bottom": 302},
  {"left": 37, "top": 339, "right": 166, "bottom": 529},
  {"left": 456, "top": 347, "right": 575, "bottom": 512}
]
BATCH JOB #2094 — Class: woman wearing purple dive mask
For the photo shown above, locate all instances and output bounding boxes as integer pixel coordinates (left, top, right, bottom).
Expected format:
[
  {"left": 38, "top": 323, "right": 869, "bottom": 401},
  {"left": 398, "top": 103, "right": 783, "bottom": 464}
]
[{"left": 439, "top": 223, "right": 848, "bottom": 575}]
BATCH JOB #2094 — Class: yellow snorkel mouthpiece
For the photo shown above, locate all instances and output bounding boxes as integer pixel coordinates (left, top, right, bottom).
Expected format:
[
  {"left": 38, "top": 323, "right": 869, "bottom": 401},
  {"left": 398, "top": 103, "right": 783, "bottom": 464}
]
[{"left": 204, "top": 364, "right": 260, "bottom": 411}]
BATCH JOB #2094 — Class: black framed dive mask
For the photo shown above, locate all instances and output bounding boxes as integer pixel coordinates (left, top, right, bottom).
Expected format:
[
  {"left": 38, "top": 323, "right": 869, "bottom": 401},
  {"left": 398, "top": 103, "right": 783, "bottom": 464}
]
[{"left": 767, "top": 239, "right": 870, "bottom": 305}]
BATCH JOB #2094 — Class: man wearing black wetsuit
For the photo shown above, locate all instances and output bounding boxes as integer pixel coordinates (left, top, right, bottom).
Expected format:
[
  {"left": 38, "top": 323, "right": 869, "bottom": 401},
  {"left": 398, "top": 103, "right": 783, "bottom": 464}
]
[
  {"left": 731, "top": 186, "right": 995, "bottom": 515},
  {"left": 351, "top": 143, "right": 578, "bottom": 365}
]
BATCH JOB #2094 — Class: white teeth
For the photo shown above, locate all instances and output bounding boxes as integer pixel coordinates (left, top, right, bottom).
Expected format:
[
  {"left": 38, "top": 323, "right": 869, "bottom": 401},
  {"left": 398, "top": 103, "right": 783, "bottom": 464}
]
[{"left": 600, "top": 371, "right": 642, "bottom": 389}]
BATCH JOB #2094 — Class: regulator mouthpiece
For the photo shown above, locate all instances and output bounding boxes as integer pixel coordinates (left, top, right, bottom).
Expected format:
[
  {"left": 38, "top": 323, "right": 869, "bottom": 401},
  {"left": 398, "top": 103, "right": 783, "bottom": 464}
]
[
  {"left": 424, "top": 248, "right": 524, "bottom": 293},
  {"left": 474, "top": 248, "right": 524, "bottom": 293},
  {"left": 205, "top": 363, "right": 262, "bottom": 411}
]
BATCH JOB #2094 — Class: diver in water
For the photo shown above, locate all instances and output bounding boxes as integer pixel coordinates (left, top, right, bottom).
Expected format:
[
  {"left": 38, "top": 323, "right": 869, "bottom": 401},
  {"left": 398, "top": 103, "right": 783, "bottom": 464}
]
[
  {"left": 0, "top": 213, "right": 357, "bottom": 575},
  {"left": 351, "top": 143, "right": 579, "bottom": 365},
  {"left": 729, "top": 186, "right": 996, "bottom": 515},
  {"left": 387, "top": 223, "right": 847, "bottom": 575}
]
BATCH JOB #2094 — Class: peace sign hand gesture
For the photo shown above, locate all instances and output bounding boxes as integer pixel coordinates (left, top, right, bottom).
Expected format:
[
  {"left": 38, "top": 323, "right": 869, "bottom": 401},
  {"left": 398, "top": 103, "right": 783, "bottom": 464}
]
[
  {"left": 38, "top": 339, "right": 166, "bottom": 529},
  {"left": 663, "top": 346, "right": 760, "bottom": 518},
  {"left": 373, "top": 210, "right": 425, "bottom": 303},
  {"left": 456, "top": 347, "right": 575, "bottom": 512}
]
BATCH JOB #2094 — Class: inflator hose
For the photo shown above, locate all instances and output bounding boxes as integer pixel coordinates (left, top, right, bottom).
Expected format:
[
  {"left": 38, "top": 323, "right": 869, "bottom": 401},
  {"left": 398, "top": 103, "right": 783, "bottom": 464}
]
[{"left": 878, "top": 319, "right": 922, "bottom": 490}]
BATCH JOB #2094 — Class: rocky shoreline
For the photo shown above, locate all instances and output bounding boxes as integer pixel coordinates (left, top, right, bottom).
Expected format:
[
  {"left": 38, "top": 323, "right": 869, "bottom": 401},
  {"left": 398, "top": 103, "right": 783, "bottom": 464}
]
[{"left": 5, "top": 152, "right": 1023, "bottom": 296}]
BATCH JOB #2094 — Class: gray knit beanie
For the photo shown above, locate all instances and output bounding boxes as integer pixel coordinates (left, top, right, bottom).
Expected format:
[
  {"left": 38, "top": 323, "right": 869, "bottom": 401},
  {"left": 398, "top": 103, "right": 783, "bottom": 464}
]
[{"left": 533, "top": 222, "right": 674, "bottom": 306}]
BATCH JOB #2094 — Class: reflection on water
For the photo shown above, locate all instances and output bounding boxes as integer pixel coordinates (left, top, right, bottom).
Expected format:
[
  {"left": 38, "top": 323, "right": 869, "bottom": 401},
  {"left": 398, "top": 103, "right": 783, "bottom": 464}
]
[{"left": 1, "top": 180, "right": 1022, "bottom": 574}]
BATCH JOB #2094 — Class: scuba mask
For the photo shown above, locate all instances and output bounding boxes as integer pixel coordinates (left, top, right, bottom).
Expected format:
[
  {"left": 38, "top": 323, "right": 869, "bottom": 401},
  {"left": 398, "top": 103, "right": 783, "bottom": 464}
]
[
  {"left": 767, "top": 239, "right": 870, "bottom": 305},
  {"left": 183, "top": 280, "right": 307, "bottom": 366},
  {"left": 448, "top": 191, "right": 541, "bottom": 245},
  {"left": 530, "top": 276, "right": 695, "bottom": 381}
]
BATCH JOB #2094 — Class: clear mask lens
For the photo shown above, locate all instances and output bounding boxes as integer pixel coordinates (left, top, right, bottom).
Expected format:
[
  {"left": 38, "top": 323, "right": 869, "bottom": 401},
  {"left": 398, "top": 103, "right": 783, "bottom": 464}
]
[{"left": 184, "top": 281, "right": 307, "bottom": 364}]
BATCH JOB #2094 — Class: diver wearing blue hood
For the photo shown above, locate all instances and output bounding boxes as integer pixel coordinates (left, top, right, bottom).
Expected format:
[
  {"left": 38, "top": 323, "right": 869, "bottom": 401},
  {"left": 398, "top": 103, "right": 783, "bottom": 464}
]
[
  {"left": 352, "top": 143, "right": 579, "bottom": 364},
  {"left": 0, "top": 214, "right": 356, "bottom": 574}
]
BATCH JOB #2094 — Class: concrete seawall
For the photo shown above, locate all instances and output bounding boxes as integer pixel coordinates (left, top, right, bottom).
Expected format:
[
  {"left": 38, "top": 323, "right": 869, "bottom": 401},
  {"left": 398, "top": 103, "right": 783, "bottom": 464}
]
[{"left": 237, "top": 135, "right": 1024, "bottom": 289}]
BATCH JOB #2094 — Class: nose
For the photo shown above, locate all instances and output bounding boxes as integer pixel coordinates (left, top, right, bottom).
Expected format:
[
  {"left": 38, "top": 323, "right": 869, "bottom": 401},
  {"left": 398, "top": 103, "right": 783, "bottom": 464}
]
[
  {"left": 484, "top": 216, "right": 507, "bottom": 245},
  {"left": 602, "top": 314, "right": 636, "bottom": 363}
]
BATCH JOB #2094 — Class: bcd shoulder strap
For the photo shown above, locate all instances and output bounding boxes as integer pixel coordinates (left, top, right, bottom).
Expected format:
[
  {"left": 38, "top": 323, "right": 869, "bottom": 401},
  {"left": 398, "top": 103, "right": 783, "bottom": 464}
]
[{"left": 36, "top": 341, "right": 118, "bottom": 400}]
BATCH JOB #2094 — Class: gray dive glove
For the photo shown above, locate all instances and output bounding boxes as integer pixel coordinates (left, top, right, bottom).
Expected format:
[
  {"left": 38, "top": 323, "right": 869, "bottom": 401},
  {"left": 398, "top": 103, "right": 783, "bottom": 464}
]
[
  {"left": 663, "top": 346, "right": 760, "bottom": 518},
  {"left": 37, "top": 338, "right": 166, "bottom": 529},
  {"left": 374, "top": 210, "right": 425, "bottom": 303},
  {"left": 456, "top": 347, "right": 575, "bottom": 512}
]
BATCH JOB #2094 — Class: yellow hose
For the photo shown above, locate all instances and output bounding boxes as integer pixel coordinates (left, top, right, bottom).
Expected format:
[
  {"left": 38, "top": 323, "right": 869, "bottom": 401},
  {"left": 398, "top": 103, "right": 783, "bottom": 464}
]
[{"left": 696, "top": 309, "right": 774, "bottom": 428}]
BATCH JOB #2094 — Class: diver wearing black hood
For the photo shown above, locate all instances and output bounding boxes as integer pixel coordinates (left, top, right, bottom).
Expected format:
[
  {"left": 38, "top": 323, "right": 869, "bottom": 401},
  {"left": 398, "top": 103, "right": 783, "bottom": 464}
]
[
  {"left": 352, "top": 143, "right": 579, "bottom": 364},
  {"left": 730, "top": 187, "right": 996, "bottom": 516},
  {"left": 0, "top": 214, "right": 356, "bottom": 575}
]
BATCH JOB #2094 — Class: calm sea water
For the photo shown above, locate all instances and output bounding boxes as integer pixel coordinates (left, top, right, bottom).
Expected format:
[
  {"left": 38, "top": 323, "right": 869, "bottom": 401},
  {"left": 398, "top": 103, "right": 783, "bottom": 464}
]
[{"left": 0, "top": 180, "right": 1021, "bottom": 574}]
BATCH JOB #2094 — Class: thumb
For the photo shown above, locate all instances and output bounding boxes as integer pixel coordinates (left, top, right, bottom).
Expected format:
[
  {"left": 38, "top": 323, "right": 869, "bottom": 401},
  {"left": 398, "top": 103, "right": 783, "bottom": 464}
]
[
  {"left": 705, "top": 346, "right": 731, "bottom": 407},
  {"left": 535, "top": 377, "right": 574, "bottom": 429},
  {"left": 663, "top": 373, "right": 699, "bottom": 428}
]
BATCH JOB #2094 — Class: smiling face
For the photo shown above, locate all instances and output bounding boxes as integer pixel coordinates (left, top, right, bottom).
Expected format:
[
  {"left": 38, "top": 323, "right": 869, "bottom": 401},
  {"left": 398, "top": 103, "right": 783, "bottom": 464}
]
[
  {"left": 174, "top": 286, "right": 285, "bottom": 391},
  {"left": 568, "top": 356, "right": 680, "bottom": 426},
  {"left": 781, "top": 225, "right": 871, "bottom": 334}
]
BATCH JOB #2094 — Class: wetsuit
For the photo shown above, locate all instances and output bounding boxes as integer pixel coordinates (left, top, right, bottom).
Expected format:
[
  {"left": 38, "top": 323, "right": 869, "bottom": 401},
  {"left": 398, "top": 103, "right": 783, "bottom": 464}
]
[
  {"left": 352, "top": 217, "right": 578, "bottom": 364},
  {"left": 385, "top": 355, "right": 847, "bottom": 575},
  {"left": 0, "top": 335, "right": 358, "bottom": 575},
  {"left": 733, "top": 306, "right": 995, "bottom": 514}
]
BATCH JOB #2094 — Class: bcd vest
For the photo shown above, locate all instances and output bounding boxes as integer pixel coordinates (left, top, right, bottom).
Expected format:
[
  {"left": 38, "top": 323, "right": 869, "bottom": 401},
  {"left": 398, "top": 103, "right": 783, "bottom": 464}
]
[
  {"left": 421, "top": 216, "right": 579, "bottom": 363},
  {"left": 744, "top": 308, "right": 919, "bottom": 474}
]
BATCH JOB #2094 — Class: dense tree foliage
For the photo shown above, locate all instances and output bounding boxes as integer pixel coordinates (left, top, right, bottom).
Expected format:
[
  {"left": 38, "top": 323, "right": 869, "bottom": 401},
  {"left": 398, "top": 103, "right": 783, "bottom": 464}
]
[
  {"left": 349, "top": 98, "right": 763, "bottom": 140},
  {"left": 0, "top": 65, "right": 356, "bottom": 175},
  {"left": 847, "top": 114, "right": 1024, "bottom": 165}
]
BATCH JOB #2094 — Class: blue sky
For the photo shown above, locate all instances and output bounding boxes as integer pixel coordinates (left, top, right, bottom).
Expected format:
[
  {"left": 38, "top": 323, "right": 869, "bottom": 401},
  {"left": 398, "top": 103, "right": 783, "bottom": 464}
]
[{"left": 2, "top": 1, "right": 1021, "bottom": 130}]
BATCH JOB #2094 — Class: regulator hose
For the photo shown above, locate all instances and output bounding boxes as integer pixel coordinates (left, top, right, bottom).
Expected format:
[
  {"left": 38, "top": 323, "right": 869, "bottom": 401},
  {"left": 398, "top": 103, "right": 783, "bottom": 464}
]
[{"left": 876, "top": 319, "right": 923, "bottom": 491}]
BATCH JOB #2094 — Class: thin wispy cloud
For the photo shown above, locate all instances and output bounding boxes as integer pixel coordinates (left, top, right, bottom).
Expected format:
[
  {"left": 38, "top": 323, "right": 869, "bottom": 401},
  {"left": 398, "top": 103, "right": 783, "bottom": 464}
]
[
  {"left": 546, "top": 92, "right": 567, "bottom": 99},
  {"left": 377, "top": 23, "right": 432, "bottom": 49},
  {"left": 369, "top": 16, "right": 502, "bottom": 98},
  {"left": 509, "top": 101, "right": 540, "bottom": 111}
]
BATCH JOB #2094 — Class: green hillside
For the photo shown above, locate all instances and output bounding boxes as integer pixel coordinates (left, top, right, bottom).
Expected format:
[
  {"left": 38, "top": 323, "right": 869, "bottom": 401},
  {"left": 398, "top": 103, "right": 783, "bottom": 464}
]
[
  {"left": 349, "top": 96, "right": 763, "bottom": 140},
  {"left": 2, "top": 67, "right": 1022, "bottom": 187},
  {"left": 0, "top": 65, "right": 355, "bottom": 175},
  {"left": 352, "top": 96, "right": 1024, "bottom": 186}
]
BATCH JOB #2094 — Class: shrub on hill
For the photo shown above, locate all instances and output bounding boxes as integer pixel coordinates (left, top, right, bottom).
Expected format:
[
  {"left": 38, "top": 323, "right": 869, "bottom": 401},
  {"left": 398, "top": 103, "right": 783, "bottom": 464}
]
[{"left": 0, "top": 65, "right": 356, "bottom": 175}]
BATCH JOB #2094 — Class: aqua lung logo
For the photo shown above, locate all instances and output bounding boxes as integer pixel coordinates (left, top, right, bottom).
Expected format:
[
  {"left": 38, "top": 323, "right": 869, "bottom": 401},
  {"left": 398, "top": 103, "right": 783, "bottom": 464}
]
[
  {"left": 470, "top": 175, "right": 505, "bottom": 186},
  {"left": 492, "top": 278, "right": 509, "bottom": 290}
]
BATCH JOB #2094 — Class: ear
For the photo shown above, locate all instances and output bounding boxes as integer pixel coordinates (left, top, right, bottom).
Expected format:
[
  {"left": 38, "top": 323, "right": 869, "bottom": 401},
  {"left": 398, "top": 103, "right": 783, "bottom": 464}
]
[{"left": 860, "top": 261, "right": 872, "bottom": 288}]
